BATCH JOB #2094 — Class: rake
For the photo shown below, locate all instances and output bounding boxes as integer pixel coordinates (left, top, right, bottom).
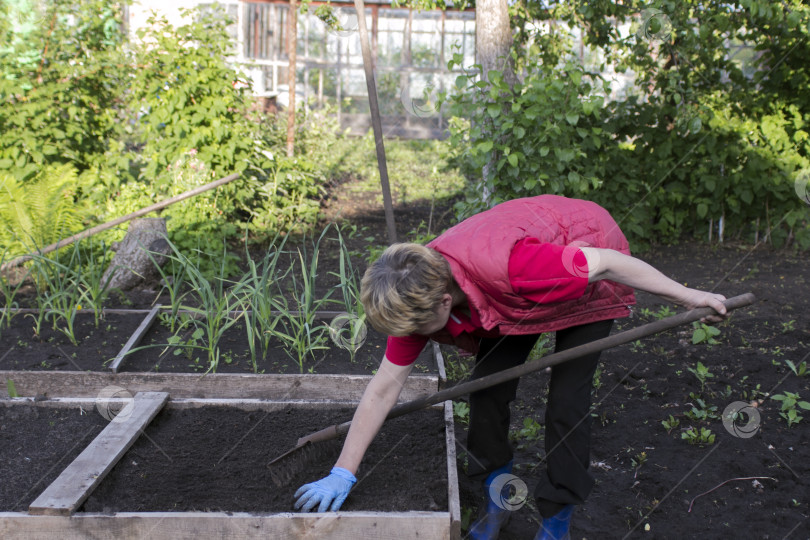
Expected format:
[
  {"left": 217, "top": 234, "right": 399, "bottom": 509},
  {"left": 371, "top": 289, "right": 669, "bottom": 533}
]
[{"left": 267, "top": 293, "right": 755, "bottom": 486}]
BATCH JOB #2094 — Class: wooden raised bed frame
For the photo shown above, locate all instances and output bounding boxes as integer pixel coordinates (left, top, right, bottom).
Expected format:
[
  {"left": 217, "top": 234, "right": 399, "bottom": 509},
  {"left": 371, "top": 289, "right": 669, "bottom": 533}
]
[
  {"left": 1, "top": 307, "right": 458, "bottom": 537},
  {"left": 0, "top": 397, "right": 461, "bottom": 540},
  {"left": 0, "top": 309, "right": 448, "bottom": 401}
]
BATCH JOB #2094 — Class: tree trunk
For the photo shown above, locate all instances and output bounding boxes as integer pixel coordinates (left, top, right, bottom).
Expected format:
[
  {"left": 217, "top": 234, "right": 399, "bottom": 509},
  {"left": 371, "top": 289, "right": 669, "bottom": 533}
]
[
  {"left": 102, "top": 218, "right": 171, "bottom": 291},
  {"left": 476, "top": 0, "right": 516, "bottom": 84},
  {"left": 475, "top": 0, "right": 516, "bottom": 202},
  {"left": 286, "top": 0, "right": 298, "bottom": 157}
]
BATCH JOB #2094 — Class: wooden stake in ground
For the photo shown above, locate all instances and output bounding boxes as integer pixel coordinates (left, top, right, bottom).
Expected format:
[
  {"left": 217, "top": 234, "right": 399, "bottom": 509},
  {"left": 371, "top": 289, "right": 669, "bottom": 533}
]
[{"left": 353, "top": 0, "right": 398, "bottom": 244}]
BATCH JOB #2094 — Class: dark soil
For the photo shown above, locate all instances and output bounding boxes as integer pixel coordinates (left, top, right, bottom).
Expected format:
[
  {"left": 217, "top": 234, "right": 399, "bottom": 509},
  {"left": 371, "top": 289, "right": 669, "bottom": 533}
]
[
  {"left": 0, "top": 313, "right": 145, "bottom": 371},
  {"left": 316, "top": 169, "right": 810, "bottom": 538},
  {"left": 2, "top": 168, "right": 809, "bottom": 537},
  {"left": 81, "top": 406, "right": 448, "bottom": 513},
  {"left": 452, "top": 244, "right": 810, "bottom": 539},
  {"left": 0, "top": 315, "right": 436, "bottom": 376},
  {"left": 119, "top": 320, "right": 436, "bottom": 376},
  {"left": 0, "top": 404, "right": 107, "bottom": 511}
]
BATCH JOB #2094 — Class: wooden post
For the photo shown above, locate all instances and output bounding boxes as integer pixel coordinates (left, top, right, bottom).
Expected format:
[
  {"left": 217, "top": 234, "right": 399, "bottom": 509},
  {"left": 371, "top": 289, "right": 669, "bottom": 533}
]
[
  {"left": 353, "top": 0, "right": 398, "bottom": 244},
  {"left": 401, "top": 8, "right": 413, "bottom": 131},
  {"left": 286, "top": 0, "right": 298, "bottom": 157}
]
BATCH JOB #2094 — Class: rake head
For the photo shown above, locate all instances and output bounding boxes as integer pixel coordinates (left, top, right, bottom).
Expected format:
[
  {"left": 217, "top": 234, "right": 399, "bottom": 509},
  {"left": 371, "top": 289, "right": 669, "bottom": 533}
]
[{"left": 267, "top": 438, "right": 342, "bottom": 488}]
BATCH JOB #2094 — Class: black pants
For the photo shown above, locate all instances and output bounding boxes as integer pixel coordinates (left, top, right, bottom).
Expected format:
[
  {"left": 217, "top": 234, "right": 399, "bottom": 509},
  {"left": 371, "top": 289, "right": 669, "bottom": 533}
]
[{"left": 466, "top": 319, "right": 613, "bottom": 518}]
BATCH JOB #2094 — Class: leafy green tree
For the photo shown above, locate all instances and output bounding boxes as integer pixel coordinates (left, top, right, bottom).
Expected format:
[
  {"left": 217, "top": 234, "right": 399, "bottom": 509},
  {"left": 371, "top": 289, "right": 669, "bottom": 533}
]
[{"left": 127, "top": 8, "right": 266, "bottom": 184}]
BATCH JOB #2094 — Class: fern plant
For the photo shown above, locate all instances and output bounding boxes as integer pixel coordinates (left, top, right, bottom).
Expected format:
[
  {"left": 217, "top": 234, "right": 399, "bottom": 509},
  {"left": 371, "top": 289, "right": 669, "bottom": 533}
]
[{"left": 0, "top": 164, "right": 88, "bottom": 257}]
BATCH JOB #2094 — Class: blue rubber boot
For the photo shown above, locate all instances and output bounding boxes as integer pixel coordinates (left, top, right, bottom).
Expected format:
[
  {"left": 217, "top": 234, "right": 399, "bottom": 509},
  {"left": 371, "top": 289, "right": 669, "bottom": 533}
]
[
  {"left": 468, "top": 461, "right": 514, "bottom": 540},
  {"left": 534, "top": 504, "right": 574, "bottom": 540}
]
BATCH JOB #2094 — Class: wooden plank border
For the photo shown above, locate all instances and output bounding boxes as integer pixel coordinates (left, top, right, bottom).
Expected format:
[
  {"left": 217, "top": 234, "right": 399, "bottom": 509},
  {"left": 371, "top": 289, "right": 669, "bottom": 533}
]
[
  {"left": 109, "top": 305, "right": 162, "bottom": 373},
  {"left": 0, "top": 511, "right": 452, "bottom": 539},
  {"left": 2, "top": 396, "right": 446, "bottom": 413},
  {"left": 28, "top": 392, "right": 169, "bottom": 516},
  {"left": 0, "top": 399, "right": 458, "bottom": 539},
  {"left": 443, "top": 400, "right": 462, "bottom": 540},
  {"left": 433, "top": 342, "right": 448, "bottom": 388},
  {"left": 0, "top": 371, "right": 438, "bottom": 401}
]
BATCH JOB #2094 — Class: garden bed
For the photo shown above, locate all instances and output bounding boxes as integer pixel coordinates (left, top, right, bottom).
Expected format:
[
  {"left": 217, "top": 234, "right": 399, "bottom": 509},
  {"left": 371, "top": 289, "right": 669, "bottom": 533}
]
[
  {"left": 0, "top": 397, "right": 461, "bottom": 539},
  {"left": 0, "top": 311, "right": 146, "bottom": 371},
  {"left": 0, "top": 402, "right": 108, "bottom": 512},
  {"left": 118, "top": 317, "right": 433, "bottom": 376},
  {"left": 0, "top": 309, "right": 436, "bottom": 376},
  {"left": 0, "top": 308, "right": 444, "bottom": 401}
]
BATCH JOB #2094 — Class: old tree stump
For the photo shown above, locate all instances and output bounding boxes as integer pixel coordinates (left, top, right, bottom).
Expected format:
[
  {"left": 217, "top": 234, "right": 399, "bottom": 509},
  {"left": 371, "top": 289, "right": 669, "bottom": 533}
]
[{"left": 103, "top": 218, "right": 171, "bottom": 290}]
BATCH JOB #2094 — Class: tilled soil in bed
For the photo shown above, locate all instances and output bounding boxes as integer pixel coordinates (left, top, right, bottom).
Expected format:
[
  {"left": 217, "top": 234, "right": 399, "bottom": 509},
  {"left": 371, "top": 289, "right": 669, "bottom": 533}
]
[
  {"left": 0, "top": 313, "right": 145, "bottom": 371},
  {"left": 0, "top": 405, "right": 108, "bottom": 511},
  {"left": 0, "top": 316, "right": 436, "bottom": 376},
  {"left": 81, "top": 406, "right": 448, "bottom": 513}
]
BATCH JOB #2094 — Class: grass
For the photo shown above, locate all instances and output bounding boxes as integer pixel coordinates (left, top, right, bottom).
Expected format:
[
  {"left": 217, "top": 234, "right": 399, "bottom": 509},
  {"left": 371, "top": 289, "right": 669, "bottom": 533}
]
[
  {"left": 75, "top": 239, "right": 115, "bottom": 328},
  {"left": 266, "top": 229, "right": 336, "bottom": 373},
  {"left": 28, "top": 252, "right": 85, "bottom": 345},
  {"left": 325, "top": 226, "right": 367, "bottom": 363},
  {"left": 114, "top": 224, "right": 383, "bottom": 374},
  {"left": 321, "top": 135, "right": 467, "bottom": 206},
  {"left": 147, "top": 246, "right": 191, "bottom": 333}
]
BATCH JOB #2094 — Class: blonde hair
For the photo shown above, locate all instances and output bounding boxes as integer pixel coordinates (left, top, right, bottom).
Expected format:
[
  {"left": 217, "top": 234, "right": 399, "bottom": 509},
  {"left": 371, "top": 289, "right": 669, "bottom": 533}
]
[{"left": 360, "top": 243, "right": 452, "bottom": 336}]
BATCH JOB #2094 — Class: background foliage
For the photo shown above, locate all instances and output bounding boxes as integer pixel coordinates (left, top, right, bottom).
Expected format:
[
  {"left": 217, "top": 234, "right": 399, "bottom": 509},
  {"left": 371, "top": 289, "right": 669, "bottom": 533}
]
[
  {"left": 447, "top": 0, "right": 810, "bottom": 249},
  {"left": 1, "top": 0, "right": 809, "bottom": 259},
  {"left": 0, "top": 1, "right": 328, "bottom": 261},
  {"left": 0, "top": 164, "right": 86, "bottom": 254},
  {"left": 0, "top": 0, "right": 128, "bottom": 182}
]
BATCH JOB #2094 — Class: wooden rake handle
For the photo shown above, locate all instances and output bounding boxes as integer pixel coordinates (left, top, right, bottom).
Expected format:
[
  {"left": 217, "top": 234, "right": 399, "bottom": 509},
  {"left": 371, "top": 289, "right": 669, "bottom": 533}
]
[{"left": 298, "top": 293, "right": 756, "bottom": 446}]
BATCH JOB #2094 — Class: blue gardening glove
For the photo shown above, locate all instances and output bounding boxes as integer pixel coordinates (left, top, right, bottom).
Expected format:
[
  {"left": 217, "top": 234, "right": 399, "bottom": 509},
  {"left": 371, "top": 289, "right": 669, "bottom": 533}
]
[{"left": 294, "top": 467, "right": 357, "bottom": 512}]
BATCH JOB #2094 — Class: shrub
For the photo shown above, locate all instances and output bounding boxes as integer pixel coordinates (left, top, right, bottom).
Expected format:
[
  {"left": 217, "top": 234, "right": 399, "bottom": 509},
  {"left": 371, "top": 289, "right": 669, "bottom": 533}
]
[
  {"left": 109, "top": 6, "right": 326, "bottom": 249},
  {"left": 0, "top": 0, "right": 129, "bottom": 181},
  {"left": 446, "top": 1, "right": 810, "bottom": 249}
]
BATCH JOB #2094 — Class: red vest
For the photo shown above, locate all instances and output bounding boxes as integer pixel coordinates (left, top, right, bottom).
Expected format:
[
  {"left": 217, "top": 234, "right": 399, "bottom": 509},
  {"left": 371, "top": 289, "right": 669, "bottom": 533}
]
[{"left": 427, "top": 195, "right": 636, "bottom": 336}]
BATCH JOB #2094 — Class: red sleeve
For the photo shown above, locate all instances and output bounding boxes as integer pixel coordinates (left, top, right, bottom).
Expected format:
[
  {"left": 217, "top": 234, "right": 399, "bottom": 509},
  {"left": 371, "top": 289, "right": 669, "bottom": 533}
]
[
  {"left": 385, "top": 334, "right": 429, "bottom": 366},
  {"left": 507, "top": 238, "right": 589, "bottom": 304}
]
